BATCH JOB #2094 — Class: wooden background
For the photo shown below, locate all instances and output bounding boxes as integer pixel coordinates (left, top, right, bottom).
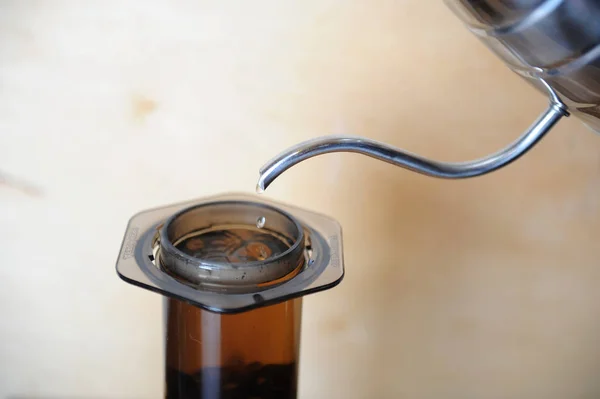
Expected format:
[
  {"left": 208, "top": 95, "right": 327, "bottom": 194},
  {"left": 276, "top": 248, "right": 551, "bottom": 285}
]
[{"left": 1, "top": 1, "right": 600, "bottom": 398}]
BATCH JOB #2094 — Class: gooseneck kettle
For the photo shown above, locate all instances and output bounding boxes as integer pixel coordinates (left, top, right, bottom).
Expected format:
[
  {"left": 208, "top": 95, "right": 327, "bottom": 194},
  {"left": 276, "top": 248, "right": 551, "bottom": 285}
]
[{"left": 257, "top": 0, "right": 600, "bottom": 191}]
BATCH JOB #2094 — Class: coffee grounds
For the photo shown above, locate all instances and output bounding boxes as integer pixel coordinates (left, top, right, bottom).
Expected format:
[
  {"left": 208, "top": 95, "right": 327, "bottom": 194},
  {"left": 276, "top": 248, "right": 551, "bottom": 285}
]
[{"left": 166, "top": 362, "right": 297, "bottom": 399}]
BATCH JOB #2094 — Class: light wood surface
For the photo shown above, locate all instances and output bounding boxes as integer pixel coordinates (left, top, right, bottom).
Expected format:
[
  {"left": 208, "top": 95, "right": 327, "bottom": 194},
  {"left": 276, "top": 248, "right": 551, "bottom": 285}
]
[{"left": 1, "top": 1, "right": 600, "bottom": 398}]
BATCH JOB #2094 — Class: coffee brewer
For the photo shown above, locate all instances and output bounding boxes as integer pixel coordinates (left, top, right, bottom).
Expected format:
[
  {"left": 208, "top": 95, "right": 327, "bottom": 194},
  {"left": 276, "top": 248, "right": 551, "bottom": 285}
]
[{"left": 116, "top": 194, "right": 343, "bottom": 398}]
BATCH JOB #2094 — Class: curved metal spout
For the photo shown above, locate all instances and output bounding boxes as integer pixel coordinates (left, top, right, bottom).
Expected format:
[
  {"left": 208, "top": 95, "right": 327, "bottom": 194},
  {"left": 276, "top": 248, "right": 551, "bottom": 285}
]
[{"left": 257, "top": 99, "right": 568, "bottom": 192}]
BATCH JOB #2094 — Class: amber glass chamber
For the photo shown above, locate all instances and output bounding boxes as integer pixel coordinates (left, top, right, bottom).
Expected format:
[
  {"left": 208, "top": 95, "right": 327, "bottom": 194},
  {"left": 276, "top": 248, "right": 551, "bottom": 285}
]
[{"left": 164, "top": 297, "right": 302, "bottom": 399}]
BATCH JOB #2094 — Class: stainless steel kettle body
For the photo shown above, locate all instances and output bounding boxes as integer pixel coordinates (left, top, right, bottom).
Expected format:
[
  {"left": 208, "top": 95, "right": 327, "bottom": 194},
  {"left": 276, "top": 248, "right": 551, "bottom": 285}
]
[
  {"left": 447, "top": 0, "right": 600, "bottom": 133},
  {"left": 257, "top": 0, "right": 600, "bottom": 191}
]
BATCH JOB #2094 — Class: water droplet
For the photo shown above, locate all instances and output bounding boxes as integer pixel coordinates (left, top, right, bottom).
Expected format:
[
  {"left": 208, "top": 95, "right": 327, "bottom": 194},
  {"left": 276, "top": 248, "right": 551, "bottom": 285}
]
[
  {"left": 255, "top": 183, "right": 264, "bottom": 194},
  {"left": 256, "top": 216, "right": 266, "bottom": 229}
]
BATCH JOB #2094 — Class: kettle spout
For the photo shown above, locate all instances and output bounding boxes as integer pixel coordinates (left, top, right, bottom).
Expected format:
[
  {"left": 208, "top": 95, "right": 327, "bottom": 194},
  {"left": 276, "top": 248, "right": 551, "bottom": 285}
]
[{"left": 257, "top": 101, "right": 567, "bottom": 192}]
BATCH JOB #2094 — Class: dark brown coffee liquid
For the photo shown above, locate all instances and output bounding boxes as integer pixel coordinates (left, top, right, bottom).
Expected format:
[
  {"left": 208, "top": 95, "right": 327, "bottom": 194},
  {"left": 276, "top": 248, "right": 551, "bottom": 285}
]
[
  {"left": 164, "top": 298, "right": 301, "bottom": 399},
  {"left": 166, "top": 363, "right": 296, "bottom": 399},
  {"left": 176, "top": 227, "right": 292, "bottom": 264},
  {"left": 165, "top": 224, "right": 301, "bottom": 398}
]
